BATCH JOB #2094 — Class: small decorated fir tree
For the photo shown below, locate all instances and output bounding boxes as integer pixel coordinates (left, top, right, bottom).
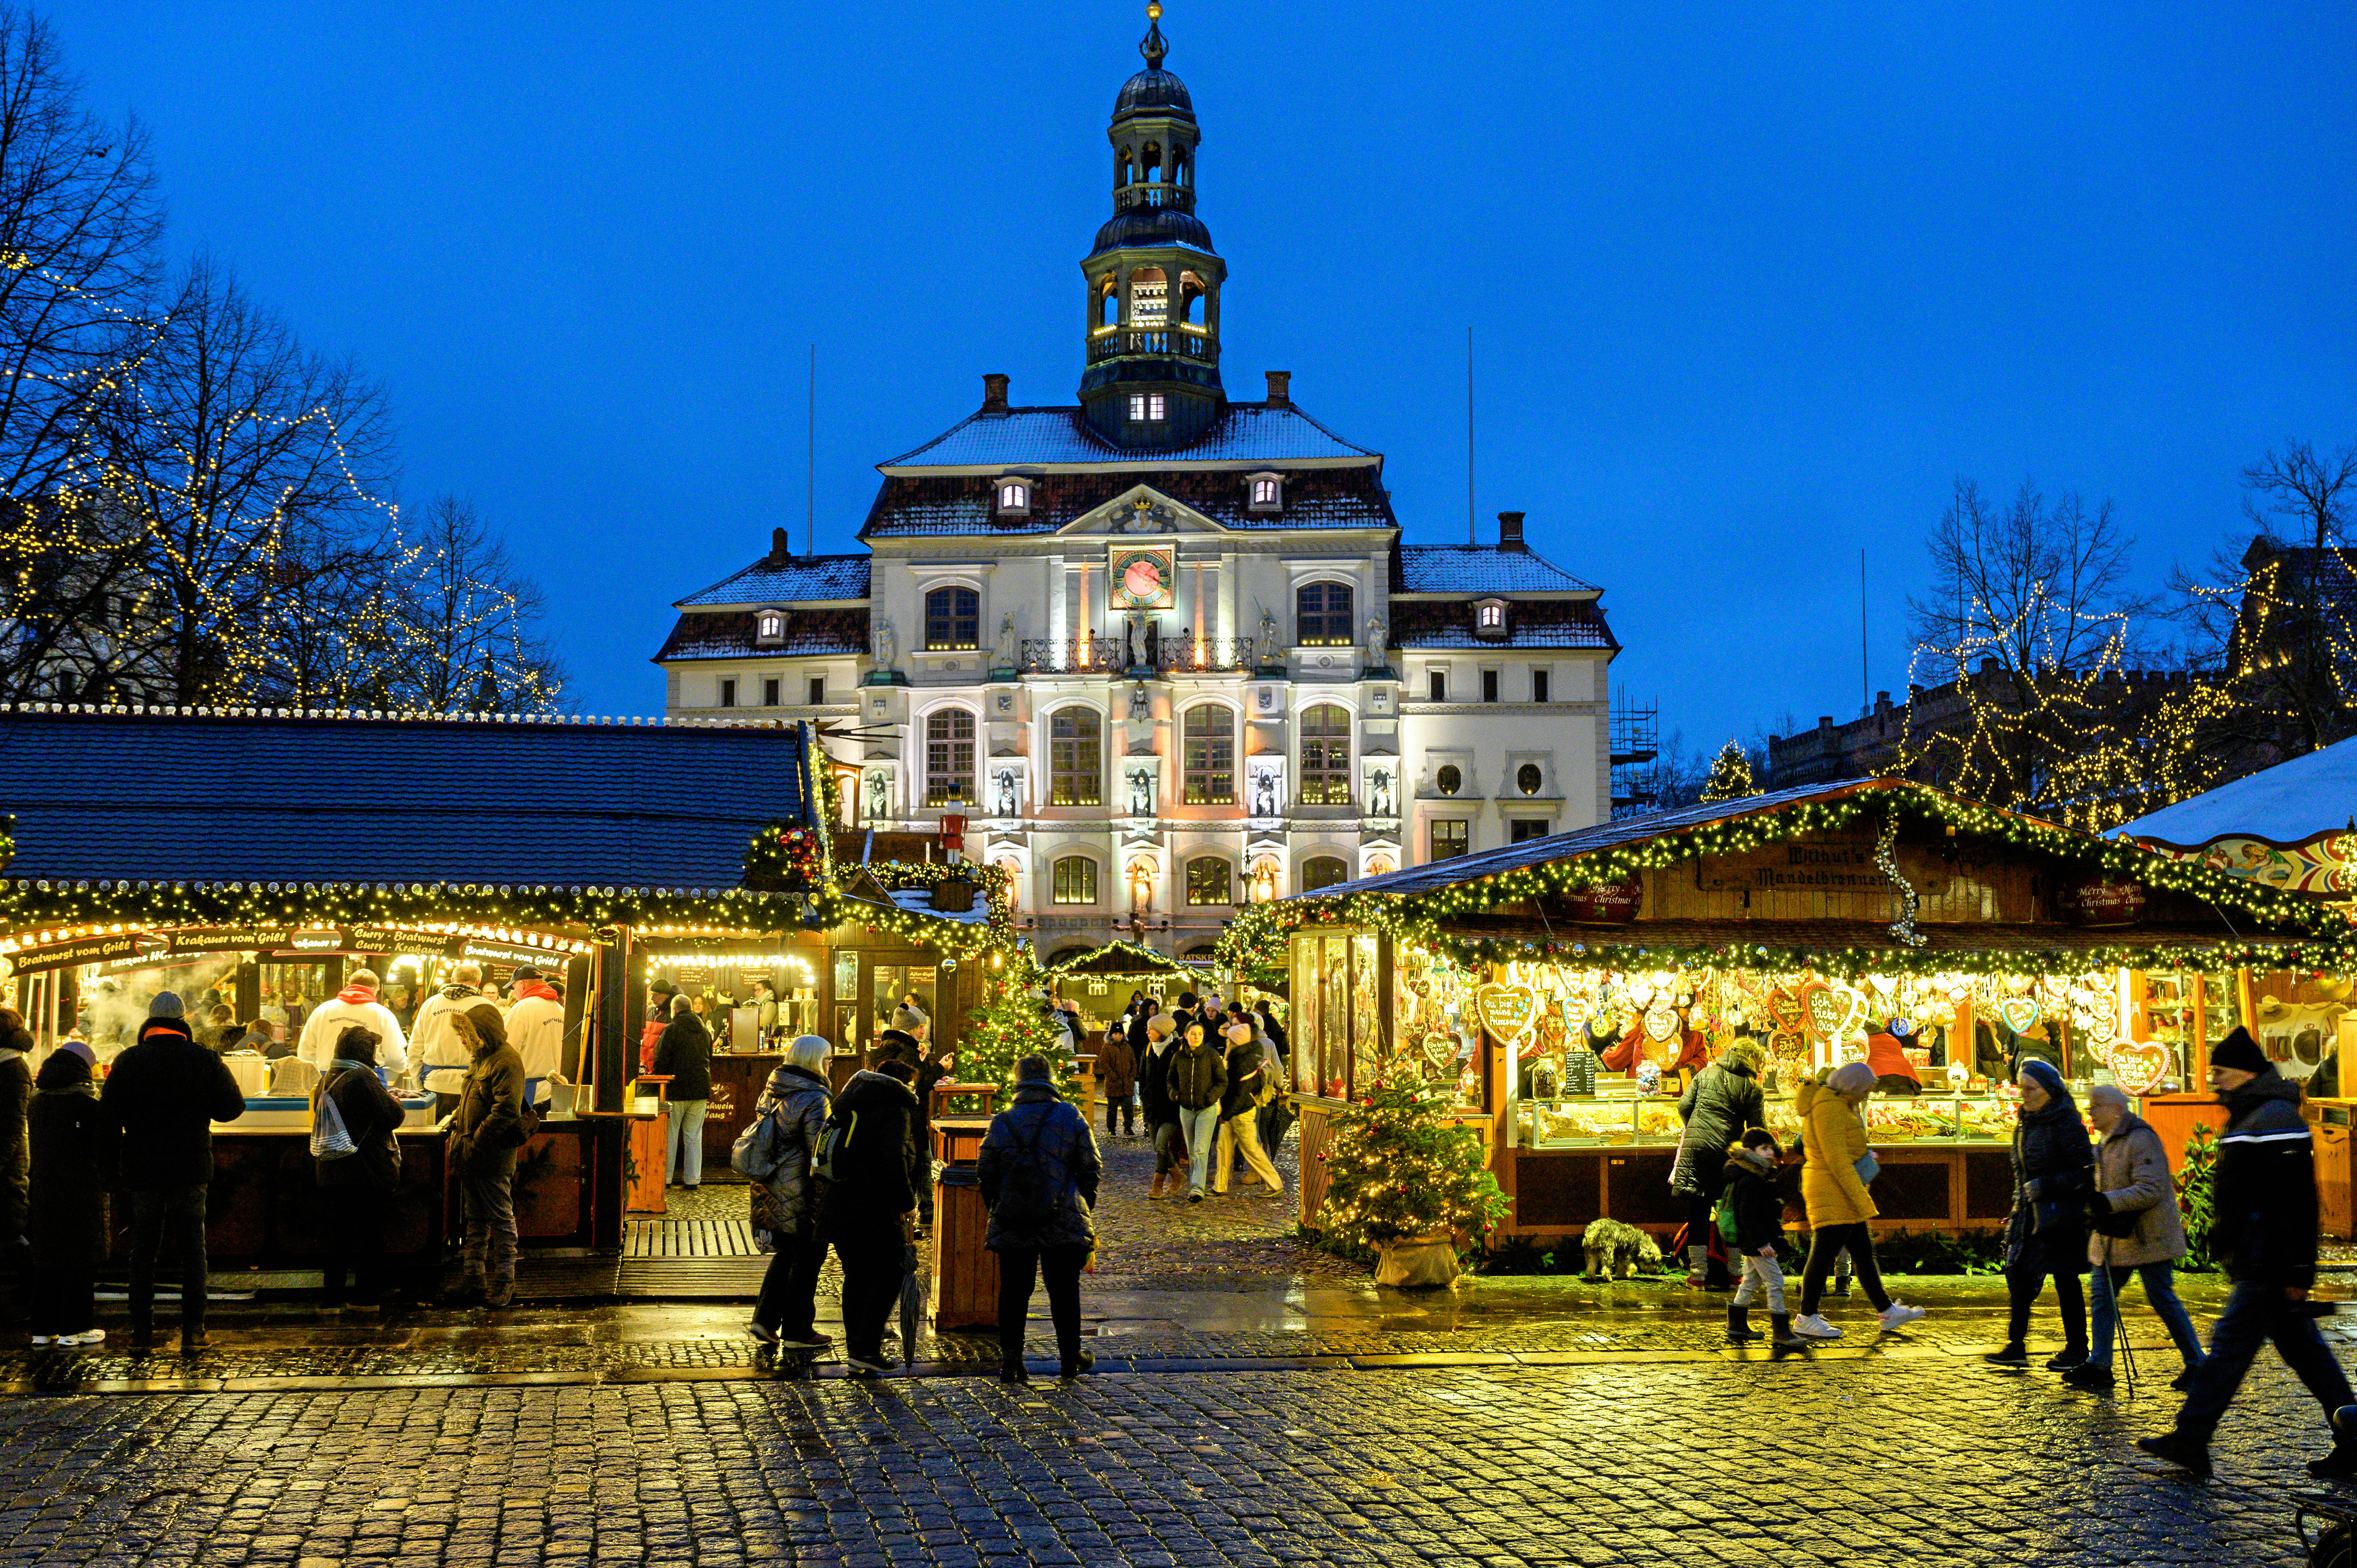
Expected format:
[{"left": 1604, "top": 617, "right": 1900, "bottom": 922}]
[
  {"left": 1314, "top": 1072, "right": 1511, "bottom": 1254},
  {"left": 1699, "top": 739, "right": 1757, "bottom": 803},
  {"left": 960, "top": 977, "right": 1078, "bottom": 1110}
]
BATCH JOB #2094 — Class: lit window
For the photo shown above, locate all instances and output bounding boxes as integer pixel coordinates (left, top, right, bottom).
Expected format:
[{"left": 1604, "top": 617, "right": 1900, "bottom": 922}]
[
  {"left": 1436, "top": 764, "right": 1462, "bottom": 796},
  {"left": 924, "top": 709, "right": 975, "bottom": 806},
  {"left": 924, "top": 586, "right": 980, "bottom": 650},
  {"left": 1296, "top": 582, "right": 1353, "bottom": 646},
  {"left": 997, "top": 481, "right": 1029, "bottom": 514},
  {"left": 1299, "top": 704, "right": 1351, "bottom": 805},
  {"left": 1049, "top": 707, "right": 1103, "bottom": 806},
  {"left": 1184, "top": 857, "right": 1233, "bottom": 906},
  {"left": 1052, "top": 856, "right": 1098, "bottom": 905},
  {"left": 1182, "top": 704, "right": 1234, "bottom": 804},
  {"left": 1128, "top": 393, "right": 1166, "bottom": 422},
  {"left": 755, "top": 611, "right": 785, "bottom": 645},
  {"left": 1429, "top": 820, "right": 1469, "bottom": 861},
  {"left": 1300, "top": 856, "right": 1350, "bottom": 892},
  {"left": 1478, "top": 602, "right": 1504, "bottom": 629},
  {"left": 1253, "top": 478, "right": 1279, "bottom": 506},
  {"left": 1517, "top": 763, "right": 1543, "bottom": 795}
]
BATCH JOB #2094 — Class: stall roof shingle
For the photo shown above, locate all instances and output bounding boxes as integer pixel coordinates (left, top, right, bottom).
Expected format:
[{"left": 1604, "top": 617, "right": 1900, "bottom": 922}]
[
  {"left": 0, "top": 708, "right": 815, "bottom": 887},
  {"left": 677, "top": 554, "right": 870, "bottom": 607},
  {"left": 879, "top": 403, "right": 1380, "bottom": 470}
]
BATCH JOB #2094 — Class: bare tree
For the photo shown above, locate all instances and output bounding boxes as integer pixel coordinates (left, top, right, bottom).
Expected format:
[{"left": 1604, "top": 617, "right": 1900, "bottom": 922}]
[
  {"left": 381, "top": 494, "right": 564, "bottom": 711},
  {"left": 1907, "top": 477, "right": 2154, "bottom": 679}
]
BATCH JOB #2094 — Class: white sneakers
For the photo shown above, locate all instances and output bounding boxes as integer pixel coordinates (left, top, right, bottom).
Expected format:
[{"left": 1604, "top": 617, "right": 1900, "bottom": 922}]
[
  {"left": 1878, "top": 1302, "right": 1927, "bottom": 1331},
  {"left": 1791, "top": 1314, "right": 1842, "bottom": 1339},
  {"left": 29, "top": 1329, "right": 104, "bottom": 1346}
]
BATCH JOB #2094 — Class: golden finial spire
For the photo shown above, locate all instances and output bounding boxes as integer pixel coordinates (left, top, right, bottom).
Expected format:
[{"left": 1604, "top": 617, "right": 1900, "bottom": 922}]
[{"left": 1141, "top": 0, "right": 1169, "bottom": 67}]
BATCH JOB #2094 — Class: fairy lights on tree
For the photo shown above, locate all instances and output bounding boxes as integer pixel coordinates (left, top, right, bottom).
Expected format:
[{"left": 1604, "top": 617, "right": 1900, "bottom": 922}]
[
  {"left": 1698, "top": 740, "right": 1756, "bottom": 803},
  {"left": 1313, "top": 1070, "right": 1510, "bottom": 1256}
]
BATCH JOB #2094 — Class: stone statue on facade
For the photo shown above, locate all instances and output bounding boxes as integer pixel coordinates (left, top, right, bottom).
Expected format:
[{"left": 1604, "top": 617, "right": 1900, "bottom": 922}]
[
  {"left": 994, "top": 768, "right": 1018, "bottom": 819},
  {"left": 994, "top": 614, "right": 1016, "bottom": 669},
  {"left": 1366, "top": 616, "right": 1388, "bottom": 670},
  {"left": 1369, "top": 765, "right": 1395, "bottom": 818},
  {"left": 874, "top": 615, "right": 897, "bottom": 669},
  {"left": 1252, "top": 767, "right": 1277, "bottom": 818},
  {"left": 866, "top": 771, "right": 890, "bottom": 823},
  {"left": 1127, "top": 765, "right": 1153, "bottom": 817}
]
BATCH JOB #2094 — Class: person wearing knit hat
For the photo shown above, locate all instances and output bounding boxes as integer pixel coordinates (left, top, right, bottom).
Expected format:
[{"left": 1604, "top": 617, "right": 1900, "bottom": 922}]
[
  {"left": 1983, "top": 1057, "right": 2095, "bottom": 1371},
  {"left": 2140, "top": 1025, "right": 2357, "bottom": 1480}
]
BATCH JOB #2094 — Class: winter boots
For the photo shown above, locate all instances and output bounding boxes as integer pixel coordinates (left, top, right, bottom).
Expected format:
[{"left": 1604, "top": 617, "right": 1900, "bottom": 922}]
[
  {"left": 485, "top": 1272, "right": 516, "bottom": 1310},
  {"left": 2309, "top": 1406, "right": 2357, "bottom": 1479},
  {"left": 1150, "top": 1172, "right": 1166, "bottom": 1200},
  {"left": 1769, "top": 1313, "right": 1807, "bottom": 1350},
  {"left": 445, "top": 1269, "right": 486, "bottom": 1308},
  {"left": 1726, "top": 1305, "right": 1762, "bottom": 1343}
]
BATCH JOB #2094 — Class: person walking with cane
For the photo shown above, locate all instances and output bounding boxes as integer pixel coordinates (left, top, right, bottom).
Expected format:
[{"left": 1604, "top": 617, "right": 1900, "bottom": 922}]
[{"left": 2063, "top": 1083, "right": 2205, "bottom": 1394}]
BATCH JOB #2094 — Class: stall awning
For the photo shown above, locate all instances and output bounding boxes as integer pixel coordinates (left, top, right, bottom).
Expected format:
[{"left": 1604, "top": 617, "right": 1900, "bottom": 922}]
[{"left": 2120, "top": 735, "right": 2357, "bottom": 850}]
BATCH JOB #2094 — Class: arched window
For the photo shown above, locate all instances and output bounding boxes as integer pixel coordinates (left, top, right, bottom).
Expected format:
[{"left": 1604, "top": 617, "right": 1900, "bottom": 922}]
[
  {"left": 997, "top": 481, "right": 1030, "bottom": 515},
  {"left": 1299, "top": 704, "right": 1352, "bottom": 805},
  {"left": 1476, "top": 600, "right": 1506, "bottom": 632},
  {"left": 1049, "top": 707, "right": 1102, "bottom": 806},
  {"left": 924, "top": 586, "right": 979, "bottom": 650},
  {"left": 754, "top": 609, "right": 785, "bottom": 646},
  {"left": 1251, "top": 477, "right": 1279, "bottom": 507},
  {"left": 1300, "top": 856, "right": 1350, "bottom": 892},
  {"left": 1099, "top": 276, "right": 1119, "bottom": 328},
  {"left": 1296, "top": 581, "right": 1353, "bottom": 646},
  {"left": 1181, "top": 704, "right": 1234, "bottom": 804},
  {"left": 1051, "top": 856, "right": 1098, "bottom": 906},
  {"left": 923, "top": 709, "right": 975, "bottom": 806},
  {"left": 994, "top": 859, "right": 1023, "bottom": 914},
  {"left": 1184, "top": 856, "right": 1233, "bottom": 906}
]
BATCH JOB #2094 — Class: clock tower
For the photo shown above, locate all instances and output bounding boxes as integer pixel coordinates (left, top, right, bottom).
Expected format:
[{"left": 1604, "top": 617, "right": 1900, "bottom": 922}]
[{"left": 1078, "top": 3, "right": 1228, "bottom": 450}]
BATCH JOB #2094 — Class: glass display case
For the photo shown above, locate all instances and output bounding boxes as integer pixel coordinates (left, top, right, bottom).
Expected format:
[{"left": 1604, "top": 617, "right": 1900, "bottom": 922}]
[{"left": 1516, "top": 1081, "right": 2022, "bottom": 1149}]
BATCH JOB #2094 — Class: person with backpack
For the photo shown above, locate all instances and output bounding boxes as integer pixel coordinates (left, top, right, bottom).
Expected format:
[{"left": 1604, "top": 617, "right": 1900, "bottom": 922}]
[
  {"left": 26, "top": 1043, "right": 114, "bottom": 1345},
  {"left": 446, "top": 1002, "right": 527, "bottom": 1309},
  {"left": 1718, "top": 1129, "right": 1804, "bottom": 1349},
  {"left": 743, "top": 1034, "right": 835, "bottom": 1351},
  {"left": 977, "top": 1053, "right": 1102, "bottom": 1382},
  {"left": 1213, "top": 1021, "right": 1284, "bottom": 1198},
  {"left": 1670, "top": 1039, "right": 1765, "bottom": 1289},
  {"left": 1165, "top": 1019, "right": 1228, "bottom": 1204},
  {"left": 814, "top": 1054, "right": 920, "bottom": 1376},
  {"left": 312, "top": 1025, "right": 406, "bottom": 1313}
]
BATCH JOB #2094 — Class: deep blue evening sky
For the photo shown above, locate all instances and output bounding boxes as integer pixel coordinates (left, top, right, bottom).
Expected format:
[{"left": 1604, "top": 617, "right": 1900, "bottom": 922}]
[{"left": 63, "top": 2, "right": 2357, "bottom": 753}]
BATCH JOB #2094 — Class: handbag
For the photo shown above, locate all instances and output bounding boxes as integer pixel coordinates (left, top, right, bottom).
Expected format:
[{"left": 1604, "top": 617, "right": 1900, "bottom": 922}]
[
  {"left": 310, "top": 1075, "right": 357, "bottom": 1160},
  {"left": 1853, "top": 1151, "right": 1880, "bottom": 1185}
]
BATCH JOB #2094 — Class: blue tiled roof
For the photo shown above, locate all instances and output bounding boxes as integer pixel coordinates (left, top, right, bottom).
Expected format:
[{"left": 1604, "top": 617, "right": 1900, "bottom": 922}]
[
  {"left": 678, "top": 554, "right": 869, "bottom": 607},
  {"left": 0, "top": 708, "right": 815, "bottom": 887},
  {"left": 879, "top": 404, "right": 1379, "bottom": 469},
  {"left": 1395, "top": 545, "right": 1596, "bottom": 594}
]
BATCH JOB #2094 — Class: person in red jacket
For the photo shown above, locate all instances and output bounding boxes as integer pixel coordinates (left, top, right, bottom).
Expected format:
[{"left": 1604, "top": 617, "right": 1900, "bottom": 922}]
[{"left": 1864, "top": 1021, "right": 1921, "bottom": 1096}]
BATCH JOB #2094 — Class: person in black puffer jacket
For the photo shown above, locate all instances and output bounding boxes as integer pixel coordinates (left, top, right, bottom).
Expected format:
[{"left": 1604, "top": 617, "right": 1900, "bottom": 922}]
[
  {"left": 0, "top": 1009, "right": 29, "bottom": 1267},
  {"left": 1670, "top": 1041, "right": 1765, "bottom": 1288},
  {"left": 1213, "top": 1022, "right": 1283, "bottom": 1198},
  {"left": 1985, "top": 1057, "right": 2094, "bottom": 1370},
  {"left": 27, "top": 1044, "right": 114, "bottom": 1343},
  {"left": 749, "top": 1035, "right": 835, "bottom": 1350},
  {"left": 652, "top": 996, "right": 714, "bottom": 1190},
  {"left": 1719, "top": 1131, "right": 1802, "bottom": 1350},
  {"left": 816, "top": 1062, "right": 919, "bottom": 1376},
  {"left": 313, "top": 1025, "right": 407, "bottom": 1311},
  {"left": 977, "top": 1054, "right": 1102, "bottom": 1382}
]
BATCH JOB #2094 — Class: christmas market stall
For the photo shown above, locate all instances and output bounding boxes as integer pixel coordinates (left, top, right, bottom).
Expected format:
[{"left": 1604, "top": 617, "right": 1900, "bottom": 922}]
[
  {"left": 1219, "top": 778, "right": 2356, "bottom": 1245},
  {"left": 0, "top": 704, "right": 834, "bottom": 1280}
]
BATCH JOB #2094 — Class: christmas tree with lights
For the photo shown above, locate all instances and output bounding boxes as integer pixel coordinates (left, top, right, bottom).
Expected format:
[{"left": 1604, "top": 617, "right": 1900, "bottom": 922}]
[
  {"left": 960, "top": 976, "right": 1078, "bottom": 1110},
  {"left": 1700, "top": 739, "right": 1757, "bottom": 803},
  {"left": 1314, "top": 1071, "right": 1511, "bottom": 1255}
]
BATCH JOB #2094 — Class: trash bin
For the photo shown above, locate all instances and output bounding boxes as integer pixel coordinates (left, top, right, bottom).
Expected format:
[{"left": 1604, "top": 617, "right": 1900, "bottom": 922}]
[{"left": 930, "top": 1165, "right": 1000, "bottom": 1332}]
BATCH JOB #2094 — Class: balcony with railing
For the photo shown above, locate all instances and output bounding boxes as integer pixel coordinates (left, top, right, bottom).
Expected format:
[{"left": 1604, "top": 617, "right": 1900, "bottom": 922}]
[
  {"left": 1020, "top": 635, "right": 1257, "bottom": 675},
  {"left": 1114, "top": 181, "right": 1196, "bottom": 213},
  {"left": 1087, "top": 326, "right": 1216, "bottom": 364}
]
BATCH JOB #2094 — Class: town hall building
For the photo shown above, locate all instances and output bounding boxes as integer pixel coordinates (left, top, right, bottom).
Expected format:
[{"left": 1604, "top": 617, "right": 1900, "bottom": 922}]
[{"left": 654, "top": 6, "right": 1619, "bottom": 960}]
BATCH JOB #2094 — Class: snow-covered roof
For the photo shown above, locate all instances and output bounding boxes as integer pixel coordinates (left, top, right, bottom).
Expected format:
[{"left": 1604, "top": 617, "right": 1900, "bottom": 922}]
[
  {"left": 1394, "top": 545, "right": 1597, "bottom": 595},
  {"left": 677, "top": 554, "right": 869, "bottom": 607},
  {"left": 2118, "top": 737, "right": 2357, "bottom": 849},
  {"left": 879, "top": 404, "right": 1379, "bottom": 471}
]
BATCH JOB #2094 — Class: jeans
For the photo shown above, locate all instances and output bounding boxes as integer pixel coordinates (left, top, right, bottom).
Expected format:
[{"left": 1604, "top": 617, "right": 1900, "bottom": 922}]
[
  {"left": 666, "top": 1099, "right": 709, "bottom": 1186},
  {"left": 1214, "top": 1113, "right": 1283, "bottom": 1194},
  {"left": 1152, "top": 1118, "right": 1188, "bottom": 1177},
  {"left": 2088, "top": 1261, "right": 2206, "bottom": 1370},
  {"left": 459, "top": 1152, "right": 518, "bottom": 1283},
  {"left": 1179, "top": 1104, "right": 1223, "bottom": 1195},
  {"left": 754, "top": 1228, "right": 828, "bottom": 1340},
  {"left": 997, "top": 1242, "right": 1088, "bottom": 1370},
  {"left": 2006, "top": 1260, "right": 2088, "bottom": 1351},
  {"left": 1104, "top": 1096, "right": 1136, "bottom": 1137},
  {"left": 1733, "top": 1253, "right": 1787, "bottom": 1314},
  {"left": 833, "top": 1228, "right": 906, "bottom": 1364},
  {"left": 320, "top": 1185, "right": 389, "bottom": 1305},
  {"left": 1799, "top": 1222, "right": 1891, "bottom": 1316},
  {"left": 2175, "top": 1277, "right": 2356, "bottom": 1443},
  {"left": 128, "top": 1182, "right": 210, "bottom": 1333}
]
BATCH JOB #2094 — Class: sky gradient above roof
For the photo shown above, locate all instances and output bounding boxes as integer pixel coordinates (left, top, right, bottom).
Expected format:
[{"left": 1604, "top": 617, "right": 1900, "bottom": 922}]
[{"left": 59, "top": 3, "right": 2357, "bottom": 748}]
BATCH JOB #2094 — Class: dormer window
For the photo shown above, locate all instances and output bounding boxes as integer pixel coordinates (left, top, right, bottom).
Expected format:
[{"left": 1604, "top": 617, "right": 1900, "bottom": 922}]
[
  {"left": 1128, "top": 393, "right": 1166, "bottom": 423},
  {"left": 995, "top": 479, "right": 1031, "bottom": 517},
  {"left": 1473, "top": 598, "right": 1510, "bottom": 640},
  {"left": 1246, "top": 472, "right": 1283, "bottom": 513},
  {"left": 753, "top": 608, "right": 787, "bottom": 648}
]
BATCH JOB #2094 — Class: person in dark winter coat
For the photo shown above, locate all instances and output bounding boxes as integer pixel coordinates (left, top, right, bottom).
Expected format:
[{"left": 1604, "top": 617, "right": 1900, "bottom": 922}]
[
  {"left": 815, "top": 1062, "right": 920, "bottom": 1376},
  {"left": 101, "top": 993, "right": 246, "bottom": 1351},
  {"left": 1720, "top": 1130, "right": 1803, "bottom": 1349},
  {"left": 1094, "top": 1022, "right": 1138, "bottom": 1138},
  {"left": 1165, "top": 1019, "right": 1228, "bottom": 1203},
  {"left": 653, "top": 995, "right": 713, "bottom": 1189},
  {"left": 749, "top": 1035, "right": 835, "bottom": 1350},
  {"left": 0, "top": 1009, "right": 30, "bottom": 1266},
  {"left": 313, "top": 1024, "right": 406, "bottom": 1312},
  {"left": 2141, "top": 1029, "right": 2357, "bottom": 1480},
  {"left": 1137, "top": 1014, "right": 1187, "bottom": 1198},
  {"left": 873, "top": 1027, "right": 949, "bottom": 1224},
  {"left": 26, "top": 1045, "right": 114, "bottom": 1343},
  {"left": 1985, "top": 1057, "right": 2095, "bottom": 1370},
  {"left": 446, "top": 1003, "right": 526, "bottom": 1308},
  {"left": 977, "top": 1054, "right": 1102, "bottom": 1382},
  {"left": 1670, "top": 1041, "right": 1765, "bottom": 1288}
]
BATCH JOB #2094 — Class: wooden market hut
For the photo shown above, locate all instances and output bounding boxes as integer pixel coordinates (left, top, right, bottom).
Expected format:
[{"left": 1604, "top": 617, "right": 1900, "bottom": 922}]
[
  {"left": 1238, "top": 778, "right": 2352, "bottom": 1245},
  {"left": 0, "top": 704, "right": 997, "bottom": 1275}
]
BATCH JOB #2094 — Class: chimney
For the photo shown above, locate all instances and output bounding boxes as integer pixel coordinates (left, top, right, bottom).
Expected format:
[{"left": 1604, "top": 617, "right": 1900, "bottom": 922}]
[
  {"left": 769, "top": 526, "right": 791, "bottom": 564},
  {"left": 981, "top": 373, "right": 1010, "bottom": 413},
  {"left": 1497, "top": 510, "right": 1527, "bottom": 552},
  {"left": 1264, "top": 370, "right": 1291, "bottom": 406}
]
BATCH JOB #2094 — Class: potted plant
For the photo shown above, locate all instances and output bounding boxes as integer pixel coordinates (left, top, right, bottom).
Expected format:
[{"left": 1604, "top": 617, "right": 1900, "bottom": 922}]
[{"left": 1312, "top": 1071, "right": 1511, "bottom": 1288}]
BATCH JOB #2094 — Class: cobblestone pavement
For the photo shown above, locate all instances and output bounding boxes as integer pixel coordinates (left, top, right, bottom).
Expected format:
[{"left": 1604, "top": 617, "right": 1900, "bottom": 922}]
[{"left": 4, "top": 1355, "right": 2355, "bottom": 1567}]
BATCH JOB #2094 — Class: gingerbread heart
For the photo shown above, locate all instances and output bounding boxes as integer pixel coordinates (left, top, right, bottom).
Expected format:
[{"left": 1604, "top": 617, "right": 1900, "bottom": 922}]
[
  {"left": 1643, "top": 1003, "right": 1679, "bottom": 1043},
  {"left": 2106, "top": 1040, "right": 2171, "bottom": 1096},
  {"left": 1474, "top": 982, "right": 1538, "bottom": 1048},
  {"left": 1999, "top": 998, "right": 2040, "bottom": 1035},
  {"left": 1422, "top": 1032, "right": 1456, "bottom": 1069}
]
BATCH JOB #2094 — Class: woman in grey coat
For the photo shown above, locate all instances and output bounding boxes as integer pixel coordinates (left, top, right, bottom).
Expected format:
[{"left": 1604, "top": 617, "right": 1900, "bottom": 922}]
[
  {"left": 748, "top": 1035, "right": 835, "bottom": 1350},
  {"left": 2064, "top": 1083, "right": 2205, "bottom": 1394}
]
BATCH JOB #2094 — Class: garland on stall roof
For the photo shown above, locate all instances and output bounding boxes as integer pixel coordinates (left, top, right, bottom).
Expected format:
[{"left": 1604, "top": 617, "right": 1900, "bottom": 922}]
[
  {"left": 813, "top": 859, "right": 1022, "bottom": 959},
  {"left": 1213, "top": 781, "right": 2354, "bottom": 977},
  {"left": 1043, "top": 939, "right": 1201, "bottom": 978},
  {"left": 1874, "top": 811, "right": 1926, "bottom": 948}
]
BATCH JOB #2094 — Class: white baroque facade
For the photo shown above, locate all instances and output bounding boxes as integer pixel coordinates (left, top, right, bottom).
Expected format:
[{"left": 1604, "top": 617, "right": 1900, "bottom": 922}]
[{"left": 654, "top": 17, "right": 1620, "bottom": 961}]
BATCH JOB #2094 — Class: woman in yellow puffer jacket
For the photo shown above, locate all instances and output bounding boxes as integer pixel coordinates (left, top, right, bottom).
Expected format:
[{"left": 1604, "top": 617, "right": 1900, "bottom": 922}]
[{"left": 1791, "top": 1061, "right": 1926, "bottom": 1341}]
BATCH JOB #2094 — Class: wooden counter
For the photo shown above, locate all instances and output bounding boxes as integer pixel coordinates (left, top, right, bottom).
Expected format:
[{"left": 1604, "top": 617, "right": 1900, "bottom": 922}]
[{"left": 1497, "top": 1142, "right": 2015, "bottom": 1239}]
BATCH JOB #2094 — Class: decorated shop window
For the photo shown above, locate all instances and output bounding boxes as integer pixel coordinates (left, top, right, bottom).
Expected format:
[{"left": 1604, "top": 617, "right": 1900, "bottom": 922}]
[
  {"left": 1322, "top": 934, "right": 1350, "bottom": 1098},
  {"left": 1349, "top": 933, "right": 1382, "bottom": 1096}
]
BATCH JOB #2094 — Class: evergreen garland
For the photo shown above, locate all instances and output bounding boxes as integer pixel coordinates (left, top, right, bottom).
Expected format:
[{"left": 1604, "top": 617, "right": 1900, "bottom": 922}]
[
  {"left": 1314, "top": 1072, "right": 1511, "bottom": 1253},
  {"left": 2176, "top": 1124, "right": 2221, "bottom": 1269}
]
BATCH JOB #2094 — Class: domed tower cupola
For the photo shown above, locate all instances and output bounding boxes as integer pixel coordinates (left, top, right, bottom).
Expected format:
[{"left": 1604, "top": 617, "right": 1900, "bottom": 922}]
[{"left": 1080, "top": 2, "right": 1227, "bottom": 448}]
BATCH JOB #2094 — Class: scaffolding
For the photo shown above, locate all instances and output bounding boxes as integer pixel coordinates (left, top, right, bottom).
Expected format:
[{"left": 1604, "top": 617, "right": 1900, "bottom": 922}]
[{"left": 1610, "top": 698, "right": 1660, "bottom": 818}]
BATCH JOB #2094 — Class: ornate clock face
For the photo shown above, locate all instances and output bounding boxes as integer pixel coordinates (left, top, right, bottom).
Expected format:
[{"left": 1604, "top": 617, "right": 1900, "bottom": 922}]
[
  {"left": 1123, "top": 558, "right": 1163, "bottom": 601},
  {"left": 1109, "top": 545, "right": 1175, "bottom": 610}
]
